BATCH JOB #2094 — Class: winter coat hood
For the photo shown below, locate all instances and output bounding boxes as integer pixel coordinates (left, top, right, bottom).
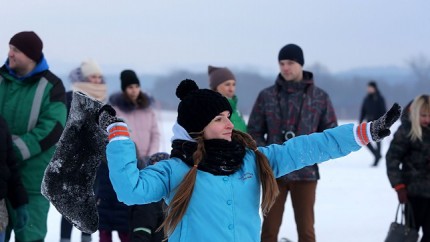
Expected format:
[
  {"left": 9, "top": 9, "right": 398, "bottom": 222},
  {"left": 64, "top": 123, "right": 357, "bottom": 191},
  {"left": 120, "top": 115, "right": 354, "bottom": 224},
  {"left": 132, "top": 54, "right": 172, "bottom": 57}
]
[
  {"left": 69, "top": 67, "right": 105, "bottom": 84},
  {"left": 109, "top": 91, "right": 153, "bottom": 113},
  {"left": 4, "top": 55, "right": 49, "bottom": 80}
]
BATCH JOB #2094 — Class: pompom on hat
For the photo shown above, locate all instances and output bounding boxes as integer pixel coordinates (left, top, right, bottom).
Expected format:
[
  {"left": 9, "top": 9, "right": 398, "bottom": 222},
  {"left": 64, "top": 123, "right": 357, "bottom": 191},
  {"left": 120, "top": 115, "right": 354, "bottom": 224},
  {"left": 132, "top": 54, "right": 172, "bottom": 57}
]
[
  {"left": 9, "top": 31, "right": 43, "bottom": 62},
  {"left": 176, "top": 79, "right": 232, "bottom": 134},
  {"left": 208, "top": 65, "right": 236, "bottom": 90}
]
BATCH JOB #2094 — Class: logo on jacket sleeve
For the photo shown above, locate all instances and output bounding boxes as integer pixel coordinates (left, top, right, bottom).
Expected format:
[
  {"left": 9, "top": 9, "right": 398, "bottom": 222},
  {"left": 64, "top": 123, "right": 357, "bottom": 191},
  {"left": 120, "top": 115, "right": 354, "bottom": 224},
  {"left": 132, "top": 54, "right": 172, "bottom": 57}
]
[{"left": 239, "top": 172, "right": 254, "bottom": 181}]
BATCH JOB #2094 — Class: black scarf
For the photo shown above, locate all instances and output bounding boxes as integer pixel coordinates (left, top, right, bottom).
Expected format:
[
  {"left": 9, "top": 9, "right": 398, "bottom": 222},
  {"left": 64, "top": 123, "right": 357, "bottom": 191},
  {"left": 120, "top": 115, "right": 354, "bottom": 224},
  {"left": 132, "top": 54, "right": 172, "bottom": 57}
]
[{"left": 170, "top": 139, "right": 246, "bottom": 175}]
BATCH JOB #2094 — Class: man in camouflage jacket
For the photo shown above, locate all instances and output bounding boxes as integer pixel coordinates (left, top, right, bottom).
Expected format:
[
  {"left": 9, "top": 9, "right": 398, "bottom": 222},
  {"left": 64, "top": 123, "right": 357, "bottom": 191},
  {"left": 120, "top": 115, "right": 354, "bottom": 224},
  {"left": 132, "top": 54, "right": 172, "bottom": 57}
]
[{"left": 248, "top": 44, "right": 337, "bottom": 242}]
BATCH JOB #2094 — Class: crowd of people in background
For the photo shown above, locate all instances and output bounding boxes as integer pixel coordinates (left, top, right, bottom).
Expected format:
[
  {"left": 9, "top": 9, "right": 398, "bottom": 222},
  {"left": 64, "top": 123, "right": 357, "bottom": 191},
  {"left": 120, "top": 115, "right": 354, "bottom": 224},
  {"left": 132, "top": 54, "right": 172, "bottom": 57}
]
[{"left": 0, "top": 30, "right": 428, "bottom": 242}]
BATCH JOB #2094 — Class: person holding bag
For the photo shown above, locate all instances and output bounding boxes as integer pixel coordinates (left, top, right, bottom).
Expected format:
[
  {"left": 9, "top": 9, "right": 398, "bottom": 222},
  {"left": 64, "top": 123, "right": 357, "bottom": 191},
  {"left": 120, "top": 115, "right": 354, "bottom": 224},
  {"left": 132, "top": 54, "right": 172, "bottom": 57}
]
[
  {"left": 98, "top": 79, "right": 401, "bottom": 242},
  {"left": 385, "top": 203, "right": 419, "bottom": 242},
  {"left": 386, "top": 94, "right": 430, "bottom": 241}
]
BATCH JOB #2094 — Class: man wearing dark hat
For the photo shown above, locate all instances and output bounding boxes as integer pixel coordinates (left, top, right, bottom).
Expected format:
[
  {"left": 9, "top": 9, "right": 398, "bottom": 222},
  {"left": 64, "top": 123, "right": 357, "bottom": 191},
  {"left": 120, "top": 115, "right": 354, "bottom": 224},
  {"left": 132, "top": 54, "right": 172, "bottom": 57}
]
[
  {"left": 248, "top": 44, "right": 337, "bottom": 242},
  {"left": 359, "top": 81, "right": 387, "bottom": 167},
  {"left": 0, "top": 31, "right": 67, "bottom": 241}
]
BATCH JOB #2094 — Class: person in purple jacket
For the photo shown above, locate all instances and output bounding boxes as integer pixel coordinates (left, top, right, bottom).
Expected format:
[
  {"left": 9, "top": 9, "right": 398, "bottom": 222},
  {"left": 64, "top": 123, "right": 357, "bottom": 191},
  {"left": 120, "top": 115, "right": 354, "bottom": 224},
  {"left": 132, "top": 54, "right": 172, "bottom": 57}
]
[{"left": 97, "top": 79, "right": 401, "bottom": 242}]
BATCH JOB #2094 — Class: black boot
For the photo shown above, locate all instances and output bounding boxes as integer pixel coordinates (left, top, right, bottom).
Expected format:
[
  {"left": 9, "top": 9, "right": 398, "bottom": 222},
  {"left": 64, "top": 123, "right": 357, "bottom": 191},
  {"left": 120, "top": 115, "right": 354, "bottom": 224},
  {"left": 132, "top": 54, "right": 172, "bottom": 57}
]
[
  {"left": 372, "top": 153, "right": 382, "bottom": 167},
  {"left": 41, "top": 92, "right": 106, "bottom": 234},
  {"left": 372, "top": 142, "right": 382, "bottom": 167}
]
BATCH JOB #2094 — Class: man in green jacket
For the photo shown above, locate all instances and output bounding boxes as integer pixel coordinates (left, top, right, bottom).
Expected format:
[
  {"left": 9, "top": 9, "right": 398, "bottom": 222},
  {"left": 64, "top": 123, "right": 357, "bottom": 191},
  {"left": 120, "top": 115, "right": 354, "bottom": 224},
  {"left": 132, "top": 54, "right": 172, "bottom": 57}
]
[{"left": 0, "top": 31, "right": 67, "bottom": 241}]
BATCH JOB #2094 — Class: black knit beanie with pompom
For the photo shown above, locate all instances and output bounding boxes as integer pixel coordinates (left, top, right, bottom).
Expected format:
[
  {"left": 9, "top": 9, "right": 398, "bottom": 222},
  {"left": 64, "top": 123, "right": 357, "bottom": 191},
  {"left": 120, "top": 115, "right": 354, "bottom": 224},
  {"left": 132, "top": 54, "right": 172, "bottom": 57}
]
[{"left": 176, "top": 79, "right": 232, "bottom": 134}]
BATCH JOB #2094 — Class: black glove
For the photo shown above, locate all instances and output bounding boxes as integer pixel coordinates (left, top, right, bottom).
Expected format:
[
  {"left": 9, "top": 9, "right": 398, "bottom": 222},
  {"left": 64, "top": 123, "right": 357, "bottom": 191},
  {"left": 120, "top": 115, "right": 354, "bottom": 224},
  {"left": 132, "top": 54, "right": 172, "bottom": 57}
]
[
  {"left": 97, "top": 105, "right": 123, "bottom": 131},
  {"left": 370, "top": 103, "right": 402, "bottom": 142}
]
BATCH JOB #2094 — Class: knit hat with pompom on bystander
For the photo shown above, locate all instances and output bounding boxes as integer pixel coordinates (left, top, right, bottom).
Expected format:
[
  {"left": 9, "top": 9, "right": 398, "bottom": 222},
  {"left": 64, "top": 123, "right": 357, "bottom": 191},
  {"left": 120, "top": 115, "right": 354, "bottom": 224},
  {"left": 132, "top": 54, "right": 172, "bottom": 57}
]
[{"left": 176, "top": 79, "right": 232, "bottom": 134}]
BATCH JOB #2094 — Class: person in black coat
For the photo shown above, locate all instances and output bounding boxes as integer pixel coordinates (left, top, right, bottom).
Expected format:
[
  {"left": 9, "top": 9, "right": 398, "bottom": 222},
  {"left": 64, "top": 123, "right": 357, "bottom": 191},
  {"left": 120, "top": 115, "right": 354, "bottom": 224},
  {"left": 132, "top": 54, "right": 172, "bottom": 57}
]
[
  {"left": 129, "top": 152, "right": 169, "bottom": 242},
  {"left": 96, "top": 161, "right": 130, "bottom": 241},
  {"left": 359, "top": 81, "right": 387, "bottom": 166},
  {"left": 386, "top": 94, "right": 430, "bottom": 240},
  {"left": 0, "top": 115, "right": 28, "bottom": 239}
]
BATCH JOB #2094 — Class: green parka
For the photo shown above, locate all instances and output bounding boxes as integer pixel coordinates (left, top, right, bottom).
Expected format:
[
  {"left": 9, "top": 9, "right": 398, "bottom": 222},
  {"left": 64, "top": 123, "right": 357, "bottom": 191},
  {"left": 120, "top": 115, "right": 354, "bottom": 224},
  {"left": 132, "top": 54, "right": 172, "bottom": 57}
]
[
  {"left": 0, "top": 60, "right": 66, "bottom": 195},
  {"left": 228, "top": 95, "right": 247, "bottom": 133}
]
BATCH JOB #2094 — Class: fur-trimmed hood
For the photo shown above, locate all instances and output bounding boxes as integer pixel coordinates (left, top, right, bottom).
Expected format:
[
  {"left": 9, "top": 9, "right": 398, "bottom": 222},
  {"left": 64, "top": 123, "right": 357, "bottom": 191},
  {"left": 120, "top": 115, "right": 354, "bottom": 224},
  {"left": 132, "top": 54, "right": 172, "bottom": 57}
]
[{"left": 109, "top": 91, "right": 153, "bottom": 113}]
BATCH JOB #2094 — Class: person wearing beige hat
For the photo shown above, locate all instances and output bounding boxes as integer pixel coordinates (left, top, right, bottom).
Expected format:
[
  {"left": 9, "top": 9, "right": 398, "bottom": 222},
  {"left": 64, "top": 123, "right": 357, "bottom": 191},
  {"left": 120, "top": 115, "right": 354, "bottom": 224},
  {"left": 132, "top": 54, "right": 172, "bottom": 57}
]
[
  {"left": 65, "top": 59, "right": 107, "bottom": 114},
  {"left": 208, "top": 65, "right": 247, "bottom": 133},
  {"left": 60, "top": 59, "right": 107, "bottom": 242}
]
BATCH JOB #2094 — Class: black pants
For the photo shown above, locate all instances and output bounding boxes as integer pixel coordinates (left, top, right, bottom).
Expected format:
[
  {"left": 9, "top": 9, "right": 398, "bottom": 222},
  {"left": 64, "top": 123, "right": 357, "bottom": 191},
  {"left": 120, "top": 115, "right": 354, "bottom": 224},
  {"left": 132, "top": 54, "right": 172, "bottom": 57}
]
[
  {"left": 60, "top": 216, "right": 91, "bottom": 239},
  {"left": 129, "top": 203, "right": 165, "bottom": 242},
  {"left": 408, "top": 196, "right": 430, "bottom": 242},
  {"left": 366, "top": 142, "right": 381, "bottom": 166}
]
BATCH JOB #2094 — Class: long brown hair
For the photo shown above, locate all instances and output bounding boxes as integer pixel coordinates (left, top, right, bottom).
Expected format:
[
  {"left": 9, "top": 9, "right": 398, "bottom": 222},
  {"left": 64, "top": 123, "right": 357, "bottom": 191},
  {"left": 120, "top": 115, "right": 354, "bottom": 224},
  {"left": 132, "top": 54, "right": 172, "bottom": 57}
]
[{"left": 159, "top": 130, "right": 279, "bottom": 237}]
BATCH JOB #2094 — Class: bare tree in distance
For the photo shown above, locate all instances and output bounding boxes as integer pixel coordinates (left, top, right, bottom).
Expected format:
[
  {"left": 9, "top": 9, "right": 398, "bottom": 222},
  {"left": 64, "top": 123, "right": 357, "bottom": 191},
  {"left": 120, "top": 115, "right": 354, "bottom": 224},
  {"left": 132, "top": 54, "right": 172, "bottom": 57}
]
[{"left": 407, "top": 54, "right": 430, "bottom": 83}]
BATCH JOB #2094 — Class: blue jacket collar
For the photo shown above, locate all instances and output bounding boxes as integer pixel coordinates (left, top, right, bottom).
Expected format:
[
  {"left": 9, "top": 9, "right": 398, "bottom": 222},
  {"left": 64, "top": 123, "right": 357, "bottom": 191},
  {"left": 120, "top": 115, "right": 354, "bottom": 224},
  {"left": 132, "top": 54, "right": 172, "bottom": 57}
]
[{"left": 4, "top": 55, "right": 49, "bottom": 80}]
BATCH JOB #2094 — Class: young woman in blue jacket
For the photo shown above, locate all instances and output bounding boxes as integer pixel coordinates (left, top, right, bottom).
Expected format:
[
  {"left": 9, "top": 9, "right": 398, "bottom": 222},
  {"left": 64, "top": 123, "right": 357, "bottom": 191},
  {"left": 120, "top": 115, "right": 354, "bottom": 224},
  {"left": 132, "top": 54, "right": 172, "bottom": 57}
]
[{"left": 97, "top": 79, "right": 401, "bottom": 242}]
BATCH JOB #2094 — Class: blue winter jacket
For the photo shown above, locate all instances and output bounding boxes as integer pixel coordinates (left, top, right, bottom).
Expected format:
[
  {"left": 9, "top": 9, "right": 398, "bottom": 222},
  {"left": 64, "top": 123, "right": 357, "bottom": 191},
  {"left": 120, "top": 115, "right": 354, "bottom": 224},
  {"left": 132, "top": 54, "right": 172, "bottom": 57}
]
[{"left": 107, "top": 124, "right": 362, "bottom": 242}]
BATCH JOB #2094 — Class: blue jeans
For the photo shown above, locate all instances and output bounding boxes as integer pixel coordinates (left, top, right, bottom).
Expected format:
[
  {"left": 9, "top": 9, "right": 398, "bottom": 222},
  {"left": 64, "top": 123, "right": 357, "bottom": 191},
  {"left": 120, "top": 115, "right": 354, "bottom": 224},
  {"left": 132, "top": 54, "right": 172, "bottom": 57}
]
[{"left": 0, "top": 231, "right": 5, "bottom": 242}]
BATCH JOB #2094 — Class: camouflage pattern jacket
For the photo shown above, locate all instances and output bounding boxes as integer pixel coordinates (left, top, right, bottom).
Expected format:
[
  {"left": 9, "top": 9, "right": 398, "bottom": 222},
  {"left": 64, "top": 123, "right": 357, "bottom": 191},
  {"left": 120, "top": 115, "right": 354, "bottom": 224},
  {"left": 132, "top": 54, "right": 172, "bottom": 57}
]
[
  {"left": 248, "top": 71, "right": 337, "bottom": 181},
  {"left": 386, "top": 122, "right": 430, "bottom": 198}
]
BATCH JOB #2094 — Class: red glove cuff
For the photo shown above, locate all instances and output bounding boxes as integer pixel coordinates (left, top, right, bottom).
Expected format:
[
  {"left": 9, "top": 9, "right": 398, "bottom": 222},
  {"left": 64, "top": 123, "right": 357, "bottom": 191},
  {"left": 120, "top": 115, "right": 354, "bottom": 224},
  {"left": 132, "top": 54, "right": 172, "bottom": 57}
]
[
  {"left": 354, "top": 122, "right": 371, "bottom": 146},
  {"left": 394, "top": 184, "right": 406, "bottom": 191},
  {"left": 107, "top": 123, "right": 130, "bottom": 141}
]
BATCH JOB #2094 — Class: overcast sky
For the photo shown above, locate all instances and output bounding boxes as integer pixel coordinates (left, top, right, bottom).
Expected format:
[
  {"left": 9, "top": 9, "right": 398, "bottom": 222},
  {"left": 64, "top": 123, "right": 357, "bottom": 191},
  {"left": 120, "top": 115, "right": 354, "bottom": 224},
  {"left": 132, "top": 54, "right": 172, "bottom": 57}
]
[{"left": 2, "top": 1, "right": 429, "bottom": 75}]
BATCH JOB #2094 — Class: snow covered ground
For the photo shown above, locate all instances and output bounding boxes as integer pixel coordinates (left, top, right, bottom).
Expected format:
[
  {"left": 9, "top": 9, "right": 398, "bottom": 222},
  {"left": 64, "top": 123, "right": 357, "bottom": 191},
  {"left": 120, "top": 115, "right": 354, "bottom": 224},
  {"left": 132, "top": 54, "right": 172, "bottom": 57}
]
[{"left": 11, "top": 112, "right": 416, "bottom": 242}]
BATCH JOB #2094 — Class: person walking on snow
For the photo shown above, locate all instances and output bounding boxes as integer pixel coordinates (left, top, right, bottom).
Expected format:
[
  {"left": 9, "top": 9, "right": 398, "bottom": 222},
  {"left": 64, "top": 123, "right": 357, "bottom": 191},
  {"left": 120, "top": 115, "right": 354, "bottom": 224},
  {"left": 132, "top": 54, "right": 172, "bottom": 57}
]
[{"left": 359, "top": 81, "right": 387, "bottom": 167}]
